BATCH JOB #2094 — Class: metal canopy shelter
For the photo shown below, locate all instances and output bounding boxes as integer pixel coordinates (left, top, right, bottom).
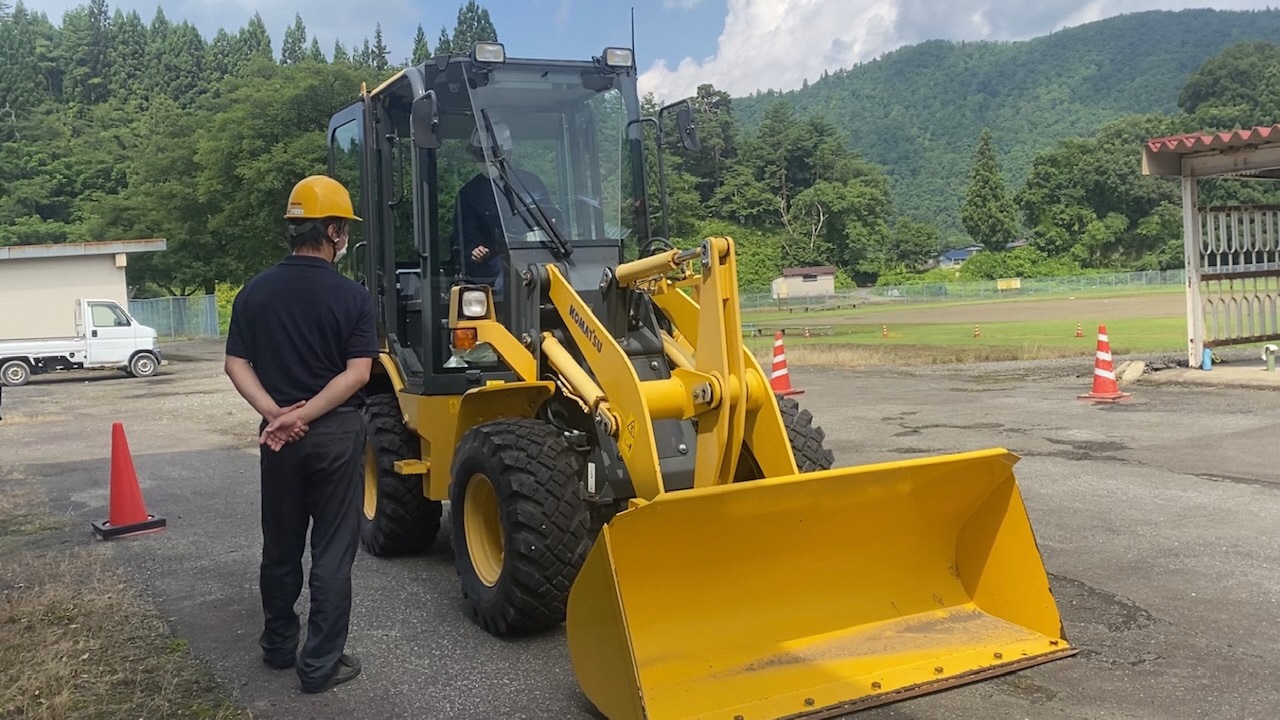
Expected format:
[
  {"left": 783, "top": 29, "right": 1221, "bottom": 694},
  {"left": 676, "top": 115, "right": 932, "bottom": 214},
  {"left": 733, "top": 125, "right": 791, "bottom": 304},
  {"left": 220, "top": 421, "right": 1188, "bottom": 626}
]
[{"left": 1142, "top": 124, "right": 1280, "bottom": 366}]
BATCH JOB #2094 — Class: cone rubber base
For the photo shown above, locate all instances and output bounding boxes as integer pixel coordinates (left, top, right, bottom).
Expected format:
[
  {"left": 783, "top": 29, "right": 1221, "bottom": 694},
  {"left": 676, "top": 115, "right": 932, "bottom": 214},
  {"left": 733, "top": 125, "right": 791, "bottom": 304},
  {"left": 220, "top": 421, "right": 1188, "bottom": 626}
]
[
  {"left": 1078, "top": 391, "right": 1132, "bottom": 403},
  {"left": 92, "top": 515, "right": 166, "bottom": 539},
  {"left": 775, "top": 388, "right": 804, "bottom": 397}
]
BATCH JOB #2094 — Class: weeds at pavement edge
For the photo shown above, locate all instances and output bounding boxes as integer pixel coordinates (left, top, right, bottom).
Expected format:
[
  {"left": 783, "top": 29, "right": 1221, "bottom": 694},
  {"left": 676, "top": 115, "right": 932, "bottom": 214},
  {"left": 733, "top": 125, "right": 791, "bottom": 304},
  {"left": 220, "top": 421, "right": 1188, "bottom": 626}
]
[{"left": 0, "top": 477, "right": 247, "bottom": 720}]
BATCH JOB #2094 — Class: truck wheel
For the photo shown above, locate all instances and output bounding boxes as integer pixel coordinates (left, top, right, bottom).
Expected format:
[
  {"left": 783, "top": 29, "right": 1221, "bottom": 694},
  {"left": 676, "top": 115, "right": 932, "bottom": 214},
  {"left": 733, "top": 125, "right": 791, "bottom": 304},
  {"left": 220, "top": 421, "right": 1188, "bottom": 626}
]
[
  {"left": 1, "top": 360, "right": 30, "bottom": 387},
  {"left": 777, "top": 395, "right": 835, "bottom": 472},
  {"left": 450, "top": 418, "right": 591, "bottom": 636},
  {"left": 128, "top": 352, "right": 159, "bottom": 378},
  {"left": 360, "top": 394, "right": 442, "bottom": 556}
]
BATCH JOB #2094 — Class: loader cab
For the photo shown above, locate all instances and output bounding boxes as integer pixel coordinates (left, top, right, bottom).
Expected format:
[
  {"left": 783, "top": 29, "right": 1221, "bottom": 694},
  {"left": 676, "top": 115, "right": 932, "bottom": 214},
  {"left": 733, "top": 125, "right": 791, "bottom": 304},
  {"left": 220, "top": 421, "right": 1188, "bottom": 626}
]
[{"left": 328, "top": 44, "right": 649, "bottom": 395}]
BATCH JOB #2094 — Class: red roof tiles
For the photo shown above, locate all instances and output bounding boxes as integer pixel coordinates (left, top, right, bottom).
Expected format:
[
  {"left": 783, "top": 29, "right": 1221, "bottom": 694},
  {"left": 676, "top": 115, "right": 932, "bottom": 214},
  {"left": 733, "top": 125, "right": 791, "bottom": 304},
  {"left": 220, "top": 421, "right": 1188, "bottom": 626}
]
[{"left": 1146, "top": 123, "right": 1280, "bottom": 154}]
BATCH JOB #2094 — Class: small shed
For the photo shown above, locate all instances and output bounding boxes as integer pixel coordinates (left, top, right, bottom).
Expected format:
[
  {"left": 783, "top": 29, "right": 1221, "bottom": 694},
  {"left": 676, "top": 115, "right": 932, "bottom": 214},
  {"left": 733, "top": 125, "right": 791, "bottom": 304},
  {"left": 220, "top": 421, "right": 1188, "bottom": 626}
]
[
  {"left": 0, "top": 239, "right": 166, "bottom": 339},
  {"left": 1142, "top": 123, "right": 1280, "bottom": 366},
  {"left": 772, "top": 266, "right": 837, "bottom": 300}
]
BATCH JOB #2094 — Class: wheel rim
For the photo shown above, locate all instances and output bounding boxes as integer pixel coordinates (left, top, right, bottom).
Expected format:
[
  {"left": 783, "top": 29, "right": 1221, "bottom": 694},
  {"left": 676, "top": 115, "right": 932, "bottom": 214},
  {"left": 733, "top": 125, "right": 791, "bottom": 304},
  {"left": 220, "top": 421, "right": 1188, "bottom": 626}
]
[
  {"left": 363, "top": 446, "right": 378, "bottom": 520},
  {"left": 464, "top": 473, "right": 504, "bottom": 587},
  {"left": 3, "top": 365, "right": 23, "bottom": 384},
  {"left": 135, "top": 356, "right": 154, "bottom": 375}
]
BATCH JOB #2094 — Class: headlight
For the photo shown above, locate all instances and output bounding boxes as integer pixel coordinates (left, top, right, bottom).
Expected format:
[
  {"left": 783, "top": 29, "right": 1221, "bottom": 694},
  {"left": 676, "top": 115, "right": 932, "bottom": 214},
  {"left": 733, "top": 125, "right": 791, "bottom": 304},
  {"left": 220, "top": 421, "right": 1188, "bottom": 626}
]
[
  {"left": 603, "top": 47, "right": 633, "bottom": 69},
  {"left": 461, "top": 289, "right": 488, "bottom": 318},
  {"left": 472, "top": 42, "right": 505, "bottom": 65}
]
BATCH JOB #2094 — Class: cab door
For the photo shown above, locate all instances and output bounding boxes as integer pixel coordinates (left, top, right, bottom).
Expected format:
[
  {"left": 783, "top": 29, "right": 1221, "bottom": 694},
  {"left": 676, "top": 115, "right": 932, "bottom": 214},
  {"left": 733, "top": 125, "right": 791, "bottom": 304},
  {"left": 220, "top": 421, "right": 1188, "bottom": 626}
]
[
  {"left": 328, "top": 100, "right": 373, "bottom": 288},
  {"left": 85, "top": 301, "right": 135, "bottom": 365}
]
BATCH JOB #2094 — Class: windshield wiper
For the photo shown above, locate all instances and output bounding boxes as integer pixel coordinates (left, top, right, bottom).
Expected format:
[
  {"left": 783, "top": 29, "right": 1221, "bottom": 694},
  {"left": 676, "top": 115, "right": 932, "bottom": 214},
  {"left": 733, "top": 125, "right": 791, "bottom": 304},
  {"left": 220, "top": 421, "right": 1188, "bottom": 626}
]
[{"left": 479, "top": 109, "right": 573, "bottom": 260}]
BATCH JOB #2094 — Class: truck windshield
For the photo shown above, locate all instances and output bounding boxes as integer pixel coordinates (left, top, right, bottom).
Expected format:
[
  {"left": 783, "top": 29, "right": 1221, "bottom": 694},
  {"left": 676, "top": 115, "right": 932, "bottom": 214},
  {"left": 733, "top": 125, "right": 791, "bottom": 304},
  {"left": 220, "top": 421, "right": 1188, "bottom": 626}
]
[{"left": 464, "top": 66, "right": 638, "bottom": 248}]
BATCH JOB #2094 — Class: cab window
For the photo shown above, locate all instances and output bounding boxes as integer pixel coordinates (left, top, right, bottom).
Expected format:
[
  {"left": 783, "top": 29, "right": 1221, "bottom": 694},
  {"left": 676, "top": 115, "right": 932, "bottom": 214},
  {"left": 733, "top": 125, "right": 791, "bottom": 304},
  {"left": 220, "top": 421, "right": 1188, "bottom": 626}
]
[{"left": 90, "top": 303, "right": 130, "bottom": 328}]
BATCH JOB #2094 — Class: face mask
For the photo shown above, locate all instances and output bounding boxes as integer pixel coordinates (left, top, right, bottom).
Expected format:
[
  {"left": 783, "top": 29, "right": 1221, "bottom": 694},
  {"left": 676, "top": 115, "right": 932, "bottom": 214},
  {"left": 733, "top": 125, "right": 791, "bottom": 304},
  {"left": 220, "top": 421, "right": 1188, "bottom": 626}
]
[{"left": 332, "top": 234, "right": 348, "bottom": 265}]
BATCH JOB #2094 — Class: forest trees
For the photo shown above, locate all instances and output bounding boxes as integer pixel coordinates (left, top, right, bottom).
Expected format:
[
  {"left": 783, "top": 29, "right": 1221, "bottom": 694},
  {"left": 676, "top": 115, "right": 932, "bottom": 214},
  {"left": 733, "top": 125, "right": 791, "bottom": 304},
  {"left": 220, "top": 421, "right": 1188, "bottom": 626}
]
[
  {"left": 0, "top": 0, "right": 509, "bottom": 294},
  {"left": 11, "top": 2, "right": 1274, "bottom": 296},
  {"left": 961, "top": 129, "right": 1020, "bottom": 253},
  {"left": 1015, "top": 38, "right": 1280, "bottom": 271},
  {"left": 695, "top": 100, "right": 895, "bottom": 281},
  {"left": 0, "top": 0, "right": 908, "bottom": 295}
]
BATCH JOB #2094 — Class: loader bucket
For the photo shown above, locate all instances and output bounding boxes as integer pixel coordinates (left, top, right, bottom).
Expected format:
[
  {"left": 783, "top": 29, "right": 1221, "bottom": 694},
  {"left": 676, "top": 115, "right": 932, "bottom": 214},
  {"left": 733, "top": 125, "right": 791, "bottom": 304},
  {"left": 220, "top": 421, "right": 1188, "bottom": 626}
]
[{"left": 565, "top": 448, "right": 1074, "bottom": 720}]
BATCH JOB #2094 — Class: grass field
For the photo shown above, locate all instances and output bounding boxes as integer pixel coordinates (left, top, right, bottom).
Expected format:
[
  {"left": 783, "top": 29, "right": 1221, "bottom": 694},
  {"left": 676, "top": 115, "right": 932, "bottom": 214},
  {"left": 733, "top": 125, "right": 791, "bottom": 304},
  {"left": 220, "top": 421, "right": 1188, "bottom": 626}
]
[{"left": 742, "top": 289, "right": 1187, "bottom": 367}]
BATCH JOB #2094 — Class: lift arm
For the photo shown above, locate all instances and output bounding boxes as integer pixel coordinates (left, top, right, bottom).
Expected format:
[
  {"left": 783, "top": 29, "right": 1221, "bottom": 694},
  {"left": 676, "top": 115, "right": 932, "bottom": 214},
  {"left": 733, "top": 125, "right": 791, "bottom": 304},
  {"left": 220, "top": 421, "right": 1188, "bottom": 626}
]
[{"left": 545, "top": 236, "right": 797, "bottom": 501}]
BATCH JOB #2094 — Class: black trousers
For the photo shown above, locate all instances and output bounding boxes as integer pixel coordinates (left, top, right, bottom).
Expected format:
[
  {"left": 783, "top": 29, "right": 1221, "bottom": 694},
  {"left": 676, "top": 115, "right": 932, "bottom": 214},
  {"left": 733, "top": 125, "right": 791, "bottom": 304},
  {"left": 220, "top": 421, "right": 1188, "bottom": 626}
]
[{"left": 258, "top": 408, "right": 364, "bottom": 689}]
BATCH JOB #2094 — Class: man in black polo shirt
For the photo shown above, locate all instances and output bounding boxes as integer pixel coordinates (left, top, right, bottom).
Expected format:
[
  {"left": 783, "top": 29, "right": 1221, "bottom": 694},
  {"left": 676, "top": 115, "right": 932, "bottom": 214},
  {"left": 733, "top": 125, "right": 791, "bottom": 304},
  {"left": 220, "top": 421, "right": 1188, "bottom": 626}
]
[{"left": 224, "top": 174, "right": 378, "bottom": 694}]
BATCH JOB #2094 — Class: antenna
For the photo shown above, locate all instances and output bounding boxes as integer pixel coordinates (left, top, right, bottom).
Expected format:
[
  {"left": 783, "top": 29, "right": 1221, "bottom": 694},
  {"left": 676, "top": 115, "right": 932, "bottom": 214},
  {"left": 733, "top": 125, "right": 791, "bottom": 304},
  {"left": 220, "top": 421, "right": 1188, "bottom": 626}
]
[{"left": 631, "top": 6, "right": 636, "bottom": 58}]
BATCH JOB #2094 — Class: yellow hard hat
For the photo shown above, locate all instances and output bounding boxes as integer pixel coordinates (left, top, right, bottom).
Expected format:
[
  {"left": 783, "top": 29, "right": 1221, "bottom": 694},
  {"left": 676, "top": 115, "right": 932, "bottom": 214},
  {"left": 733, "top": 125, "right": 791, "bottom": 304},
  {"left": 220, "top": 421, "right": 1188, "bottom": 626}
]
[{"left": 283, "top": 175, "right": 361, "bottom": 221}]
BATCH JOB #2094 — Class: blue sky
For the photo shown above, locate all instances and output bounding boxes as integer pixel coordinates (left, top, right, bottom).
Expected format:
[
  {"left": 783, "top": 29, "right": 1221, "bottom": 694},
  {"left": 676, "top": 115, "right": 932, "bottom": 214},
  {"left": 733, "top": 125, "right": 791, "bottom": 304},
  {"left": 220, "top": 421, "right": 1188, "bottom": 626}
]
[{"left": 30, "top": 0, "right": 1280, "bottom": 100}]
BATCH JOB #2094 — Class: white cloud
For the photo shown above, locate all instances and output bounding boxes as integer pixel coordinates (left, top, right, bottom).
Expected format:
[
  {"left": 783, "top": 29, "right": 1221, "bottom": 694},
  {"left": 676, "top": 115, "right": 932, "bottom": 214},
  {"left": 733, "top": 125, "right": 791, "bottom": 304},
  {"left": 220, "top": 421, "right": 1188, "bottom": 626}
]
[
  {"left": 639, "top": 0, "right": 1280, "bottom": 101},
  {"left": 641, "top": 0, "right": 897, "bottom": 100},
  {"left": 665, "top": 0, "right": 706, "bottom": 8},
  {"left": 30, "top": 0, "right": 422, "bottom": 64},
  {"left": 1055, "top": 0, "right": 1108, "bottom": 30}
]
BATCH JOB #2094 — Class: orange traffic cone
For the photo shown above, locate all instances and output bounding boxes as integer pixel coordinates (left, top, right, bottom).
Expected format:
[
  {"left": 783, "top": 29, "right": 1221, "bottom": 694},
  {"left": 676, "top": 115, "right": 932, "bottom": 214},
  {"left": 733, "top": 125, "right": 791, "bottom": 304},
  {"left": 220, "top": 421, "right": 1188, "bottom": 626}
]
[
  {"left": 1079, "top": 324, "right": 1132, "bottom": 404},
  {"left": 92, "top": 422, "right": 166, "bottom": 539},
  {"left": 1075, "top": 322, "right": 1083, "bottom": 338},
  {"left": 769, "top": 332, "right": 804, "bottom": 397}
]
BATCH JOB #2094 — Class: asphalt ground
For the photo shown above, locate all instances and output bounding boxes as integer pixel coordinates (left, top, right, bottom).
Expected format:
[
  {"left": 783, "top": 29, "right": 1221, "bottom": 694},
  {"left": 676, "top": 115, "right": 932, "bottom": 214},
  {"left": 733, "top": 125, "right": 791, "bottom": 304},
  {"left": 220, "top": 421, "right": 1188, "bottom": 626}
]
[{"left": 1, "top": 339, "right": 1277, "bottom": 719}]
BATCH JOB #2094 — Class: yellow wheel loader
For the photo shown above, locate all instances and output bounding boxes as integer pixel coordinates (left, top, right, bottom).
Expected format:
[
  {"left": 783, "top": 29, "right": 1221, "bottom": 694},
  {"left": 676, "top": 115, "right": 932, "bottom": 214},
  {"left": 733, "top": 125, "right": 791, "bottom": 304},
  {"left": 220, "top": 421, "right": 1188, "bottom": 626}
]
[{"left": 326, "top": 42, "right": 1075, "bottom": 719}]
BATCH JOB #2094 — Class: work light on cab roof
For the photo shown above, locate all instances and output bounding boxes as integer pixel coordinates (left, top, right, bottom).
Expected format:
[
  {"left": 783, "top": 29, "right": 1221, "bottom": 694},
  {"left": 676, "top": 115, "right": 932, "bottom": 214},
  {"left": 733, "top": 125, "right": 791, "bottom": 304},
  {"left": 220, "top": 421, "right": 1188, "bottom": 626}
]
[
  {"left": 470, "top": 41, "right": 505, "bottom": 65},
  {"left": 602, "top": 47, "right": 634, "bottom": 69}
]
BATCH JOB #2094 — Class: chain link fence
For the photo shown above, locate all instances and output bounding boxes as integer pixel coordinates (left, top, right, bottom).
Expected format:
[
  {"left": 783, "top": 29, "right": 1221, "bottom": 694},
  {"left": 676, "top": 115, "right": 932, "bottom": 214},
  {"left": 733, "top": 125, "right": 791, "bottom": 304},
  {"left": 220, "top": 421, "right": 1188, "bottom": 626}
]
[
  {"left": 128, "top": 294, "right": 219, "bottom": 339},
  {"left": 740, "top": 269, "right": 1187, "bottom": 311},
  {"left": 123, "top": 270, "right": 1185, "bottom": 335}
]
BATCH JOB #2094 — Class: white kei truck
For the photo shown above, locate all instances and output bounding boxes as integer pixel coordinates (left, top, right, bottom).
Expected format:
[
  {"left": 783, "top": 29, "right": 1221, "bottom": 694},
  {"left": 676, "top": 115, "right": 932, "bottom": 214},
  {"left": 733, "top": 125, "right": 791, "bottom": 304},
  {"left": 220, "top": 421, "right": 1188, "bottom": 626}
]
[{"left": 0, "top": 297, "right": 163, "bottom": 388}]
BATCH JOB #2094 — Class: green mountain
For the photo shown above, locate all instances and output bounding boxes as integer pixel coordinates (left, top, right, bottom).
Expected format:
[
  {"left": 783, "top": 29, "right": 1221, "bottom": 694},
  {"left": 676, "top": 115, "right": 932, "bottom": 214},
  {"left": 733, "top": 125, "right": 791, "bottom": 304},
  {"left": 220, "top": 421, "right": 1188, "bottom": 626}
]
[{"left": 733, "top": 9, "right": 1280, "bottom": 240}]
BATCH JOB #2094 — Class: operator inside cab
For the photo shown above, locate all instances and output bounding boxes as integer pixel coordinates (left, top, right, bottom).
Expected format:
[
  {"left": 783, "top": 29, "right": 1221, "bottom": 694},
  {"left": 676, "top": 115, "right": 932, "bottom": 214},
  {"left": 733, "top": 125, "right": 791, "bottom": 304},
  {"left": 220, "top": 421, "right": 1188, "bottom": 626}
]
[{"left": 455, "top": 120, "right": 553, "bottom": 294}]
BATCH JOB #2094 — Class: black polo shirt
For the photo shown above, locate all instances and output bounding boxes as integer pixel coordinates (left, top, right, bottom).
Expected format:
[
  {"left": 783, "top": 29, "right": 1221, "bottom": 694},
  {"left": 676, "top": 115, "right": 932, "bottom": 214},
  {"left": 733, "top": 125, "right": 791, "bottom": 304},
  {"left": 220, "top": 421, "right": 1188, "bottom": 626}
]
[{"left": 225, "top": 255, "right": 379, "bottom": 410}]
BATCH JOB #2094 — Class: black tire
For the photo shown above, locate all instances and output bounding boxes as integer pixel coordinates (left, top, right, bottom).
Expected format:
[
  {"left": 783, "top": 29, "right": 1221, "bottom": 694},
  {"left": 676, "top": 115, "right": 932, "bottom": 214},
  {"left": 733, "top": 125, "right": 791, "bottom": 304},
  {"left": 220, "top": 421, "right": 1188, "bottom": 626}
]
[
  {"left": 360, "top": 394, "right": 442, "bottom": 556},
  {"left": 1, "top": 360, "right": 30, "bottom": 387},
  {"left": 128, "top": 352, "right": 159, "bottom": 378},
  {"left": 450, "top": 418, "right": 591, "bottom": 636},
  {"left": 777, "top": 395, "right": 835, "bottom": 472}
]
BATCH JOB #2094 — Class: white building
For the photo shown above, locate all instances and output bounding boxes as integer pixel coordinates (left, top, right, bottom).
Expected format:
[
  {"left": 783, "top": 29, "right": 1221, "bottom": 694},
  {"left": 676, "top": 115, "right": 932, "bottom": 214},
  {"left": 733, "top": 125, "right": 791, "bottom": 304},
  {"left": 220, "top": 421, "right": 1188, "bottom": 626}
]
[{"left": 0, "top": 239, "right": 166, "bottom": 339}]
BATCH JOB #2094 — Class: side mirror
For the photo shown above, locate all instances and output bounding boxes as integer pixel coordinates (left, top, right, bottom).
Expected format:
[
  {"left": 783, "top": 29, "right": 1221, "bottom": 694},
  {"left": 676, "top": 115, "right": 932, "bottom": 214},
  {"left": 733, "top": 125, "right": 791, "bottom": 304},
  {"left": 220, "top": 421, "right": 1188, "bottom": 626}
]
[
  {"left": 411, "top": 90, "right": 440, "bottom": 150},
  {"left": 675, "top": 103, "right": 700, "bottom": 152}
]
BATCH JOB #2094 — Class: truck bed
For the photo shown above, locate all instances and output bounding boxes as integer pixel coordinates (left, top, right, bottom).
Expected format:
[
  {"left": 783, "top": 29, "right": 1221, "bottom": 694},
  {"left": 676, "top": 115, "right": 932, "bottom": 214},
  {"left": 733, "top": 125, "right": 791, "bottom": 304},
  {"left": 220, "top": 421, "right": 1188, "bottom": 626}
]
[{"left": 0, "top": 337, "right": 89, "bottom": 358}]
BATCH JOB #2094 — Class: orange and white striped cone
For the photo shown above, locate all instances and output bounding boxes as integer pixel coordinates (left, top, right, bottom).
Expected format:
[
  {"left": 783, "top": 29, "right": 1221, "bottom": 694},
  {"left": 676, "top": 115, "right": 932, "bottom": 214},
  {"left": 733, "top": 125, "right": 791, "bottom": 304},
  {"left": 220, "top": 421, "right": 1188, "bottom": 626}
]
[
  {"left": 1075, "top": 322, "right": 1083, "bottom": 338},
  {"left": 1079, "top": 324, "right": 1132, "bottom": 403},
  {"left": 769, "top": 331, "right": 803, "bottom": 397}
]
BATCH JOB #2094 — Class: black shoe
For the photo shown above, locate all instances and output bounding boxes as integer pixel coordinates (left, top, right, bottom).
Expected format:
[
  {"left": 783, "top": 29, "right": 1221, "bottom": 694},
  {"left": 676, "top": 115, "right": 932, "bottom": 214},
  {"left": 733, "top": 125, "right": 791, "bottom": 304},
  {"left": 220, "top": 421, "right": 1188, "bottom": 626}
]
[{"left": 301, "top": 653, "right": 361, "bottom": 694}]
